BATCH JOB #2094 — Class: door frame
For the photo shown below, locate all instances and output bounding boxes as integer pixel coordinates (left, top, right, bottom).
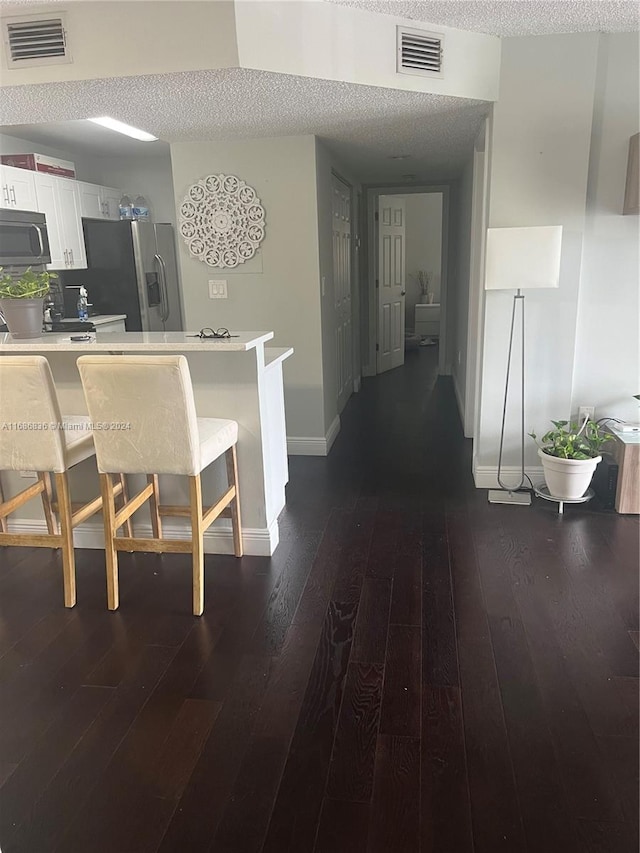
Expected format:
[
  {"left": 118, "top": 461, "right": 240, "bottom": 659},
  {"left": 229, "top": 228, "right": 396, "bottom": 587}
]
[
  {"left": 466, "top": 117, "right": 491, "bottom": 442},
  {"left": 364, "top": 183, "right": 450, "bottom": 377},
  {"left": 331, "top": 169, "right": 355, "bottom": 413}
]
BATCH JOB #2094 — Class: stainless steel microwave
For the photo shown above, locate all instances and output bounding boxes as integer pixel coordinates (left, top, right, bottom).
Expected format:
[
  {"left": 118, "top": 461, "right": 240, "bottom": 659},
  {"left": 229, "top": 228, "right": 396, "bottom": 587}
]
[{"left": 0, "top": 208, "right": 51, "bottom": 267}]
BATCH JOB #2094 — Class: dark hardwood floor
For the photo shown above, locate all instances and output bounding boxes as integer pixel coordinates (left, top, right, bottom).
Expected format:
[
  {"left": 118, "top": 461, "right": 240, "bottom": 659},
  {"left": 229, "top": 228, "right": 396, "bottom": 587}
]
[{"left": 1, "top": 347, "right": 638, "bottom": 852}]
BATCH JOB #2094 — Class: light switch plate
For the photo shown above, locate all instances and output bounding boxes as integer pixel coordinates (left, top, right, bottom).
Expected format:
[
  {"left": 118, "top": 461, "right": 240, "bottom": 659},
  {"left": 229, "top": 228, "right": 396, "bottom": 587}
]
[{"left": 208, "top": 279, "right": 228, "bottom": 299}]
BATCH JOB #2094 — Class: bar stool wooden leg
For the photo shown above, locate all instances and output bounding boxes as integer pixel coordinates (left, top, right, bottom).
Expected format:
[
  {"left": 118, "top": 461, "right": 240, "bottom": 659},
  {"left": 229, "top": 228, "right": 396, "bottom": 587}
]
[
  {"left": 189, "top": 474, "right": 204, "bottom": 617},
  {"left": 54, "top": 472, "right": 76, "bottom": 608},
  {"left": 118, "top": 474, "right": 133, "bottom": 538},
  {"left": 225, "top": 446, "right": 243, "bottom": 557},
  {"left": 147, "top": 474, "right": 162, "bottom": 539},
  {"left": 0, "top": 479, "right": 8, "bottom": 535},
  {"left": 100, "top": 473, "right": 120, "bottom": 611},
  {"left": 39, "top": 472, "right": 58, "bottom": 536}
]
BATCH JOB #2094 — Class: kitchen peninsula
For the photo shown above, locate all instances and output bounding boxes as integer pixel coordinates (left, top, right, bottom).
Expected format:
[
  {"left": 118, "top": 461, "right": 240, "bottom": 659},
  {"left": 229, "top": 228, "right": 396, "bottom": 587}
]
[{"left": 0, "top": 331, "right": 293, "bottom": 555}]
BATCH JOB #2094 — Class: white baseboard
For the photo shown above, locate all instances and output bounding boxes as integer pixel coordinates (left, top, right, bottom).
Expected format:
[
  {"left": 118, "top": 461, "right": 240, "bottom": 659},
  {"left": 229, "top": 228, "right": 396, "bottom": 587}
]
[
  {"left": 325, "top": 415, "right": 341, "bottom": 453},
  {"left": 473, "top": 464, "right": 545, "bottom": 490},
  {"left": 5, "top": 518, "right": 279, "bottom": 557},
  {"left": 362, "top": 364, "right": 376, "bottom": 378},
  {"left": 353, "top": 376, "right": 361, "bottom": 393},
  {"left": 287, "top": 415, "right": 341, "bottom": 457}
]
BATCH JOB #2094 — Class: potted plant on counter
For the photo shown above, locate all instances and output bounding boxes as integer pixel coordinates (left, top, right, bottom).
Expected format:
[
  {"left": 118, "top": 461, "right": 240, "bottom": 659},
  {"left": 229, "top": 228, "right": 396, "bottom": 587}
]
[
  {"left": 0, "top": 267, "right": 57, "bottom": 339},
  {"left": 529, "top": 418, "right": 612, "bottom": 500}
]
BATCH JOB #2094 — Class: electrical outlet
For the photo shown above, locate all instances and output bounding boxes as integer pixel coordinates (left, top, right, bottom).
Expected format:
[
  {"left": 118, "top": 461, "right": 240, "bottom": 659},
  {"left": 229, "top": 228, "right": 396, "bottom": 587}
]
[
  {"left": 578, "top": 406, "right": 595, "bottom": 422},
  {"left": 208, "top": 280, "right": 228, "bottom": 299}
]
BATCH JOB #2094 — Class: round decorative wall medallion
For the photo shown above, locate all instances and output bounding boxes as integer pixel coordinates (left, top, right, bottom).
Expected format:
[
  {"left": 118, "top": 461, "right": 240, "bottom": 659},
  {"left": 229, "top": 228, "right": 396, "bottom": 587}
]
[{"left": 178, "top": 174, "right": 266, "bottom": 268}]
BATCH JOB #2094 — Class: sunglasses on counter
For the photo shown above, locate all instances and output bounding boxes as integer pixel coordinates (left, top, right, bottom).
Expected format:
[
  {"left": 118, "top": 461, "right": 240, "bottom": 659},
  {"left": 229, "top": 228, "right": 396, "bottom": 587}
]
[{"left": 188, "top": 327, "right": 239, "bottom": 339}]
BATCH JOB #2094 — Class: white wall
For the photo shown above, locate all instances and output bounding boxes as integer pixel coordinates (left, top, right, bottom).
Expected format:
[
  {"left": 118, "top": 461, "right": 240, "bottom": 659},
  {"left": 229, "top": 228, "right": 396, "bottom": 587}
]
[
  {"left": 403, "top": 193, "right": 443, "bottom": 331},
  {"left": 0, "top": 131, "right": 102, "bottom": 183},
  {"left": 475, "top": 33, "right": 600, "bottom": 482},
  {"left": 450, "top": 156, "right": 474, "bottom": 422},
  {"left": 235, "top": 0, "right": 501, "bottom": 101},
  {"left": 0, "top": 1, "right": 238, "bottom": 86},
  {"left": 170, "top": 135, "right": 326, "bottom": 441},
  {"left": 572, "top": 33, "right": 640, "bottom": 423},
  {"left": 99, "top": 153, "right": 176, "bottom": 225}
]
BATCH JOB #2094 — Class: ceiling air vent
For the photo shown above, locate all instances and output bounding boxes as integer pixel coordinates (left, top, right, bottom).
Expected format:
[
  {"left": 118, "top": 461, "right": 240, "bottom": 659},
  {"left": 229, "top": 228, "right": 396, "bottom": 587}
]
[
  {"left": 3, "top": 14, "right": 70, "bottom": 68},
  {"left": 397, "top": 27, "right": 443, "bottom": 78}
]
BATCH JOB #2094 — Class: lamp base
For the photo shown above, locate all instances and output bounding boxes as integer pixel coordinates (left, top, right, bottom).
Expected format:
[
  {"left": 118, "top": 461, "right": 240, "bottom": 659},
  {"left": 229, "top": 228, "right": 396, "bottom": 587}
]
[{"left": 487, "top": 489, "right": 532, "bottom": 506}]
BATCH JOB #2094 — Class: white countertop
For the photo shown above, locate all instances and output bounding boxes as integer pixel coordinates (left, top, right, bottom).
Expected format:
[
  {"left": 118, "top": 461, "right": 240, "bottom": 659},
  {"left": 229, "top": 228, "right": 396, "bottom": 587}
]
[
  {"left": 58, "top": 314, "right": 127, "bottom": 327},
  {"left": 0, "top": 330, "right": 275, "bottom": 352},
  {"left": 264, "top": 346, "right": 294, "bottom": 368}
]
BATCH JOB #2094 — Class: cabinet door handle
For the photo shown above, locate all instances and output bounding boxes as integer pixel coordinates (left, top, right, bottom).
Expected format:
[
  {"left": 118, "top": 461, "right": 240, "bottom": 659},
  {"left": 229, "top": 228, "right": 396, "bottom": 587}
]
[
  {"left": 104, "top": 201, "right": 110, "bottom": 217},
  {"left": 2, "top": 185, "right": 9, "bottom": 205},
  {"left": 64, "top": 250, "right": 69, "bottom": 266},
  {"left": 69, "top": 249, "right": 74, "bottom": 266},
  {"left": 9, "top": 186, "right": 16, "bottom": 205}
]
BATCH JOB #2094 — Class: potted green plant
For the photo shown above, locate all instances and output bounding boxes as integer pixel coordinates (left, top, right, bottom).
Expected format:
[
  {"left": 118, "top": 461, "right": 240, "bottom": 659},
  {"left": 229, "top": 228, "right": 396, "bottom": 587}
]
[
  {"left": 0, "top": 267, "right": 57, "bottom": 339},
  {"left": 529, "top": 419, "right": 612, "bottom": 500}
]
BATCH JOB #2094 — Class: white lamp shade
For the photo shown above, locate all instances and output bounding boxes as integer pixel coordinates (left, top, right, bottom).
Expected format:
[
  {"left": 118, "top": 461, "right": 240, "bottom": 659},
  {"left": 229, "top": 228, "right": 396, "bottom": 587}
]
[{"left": 484, "top": 225, "right": 563, "bottom": 290}]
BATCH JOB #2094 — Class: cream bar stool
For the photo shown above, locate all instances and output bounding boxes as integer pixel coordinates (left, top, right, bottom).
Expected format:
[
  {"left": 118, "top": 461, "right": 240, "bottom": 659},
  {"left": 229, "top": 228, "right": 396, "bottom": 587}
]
[
  {"left": 0, "top": 355, "right": 128, "bottom": 607},
  {"left": 77, "top": 354, "right": 243, "bottom": 616}
]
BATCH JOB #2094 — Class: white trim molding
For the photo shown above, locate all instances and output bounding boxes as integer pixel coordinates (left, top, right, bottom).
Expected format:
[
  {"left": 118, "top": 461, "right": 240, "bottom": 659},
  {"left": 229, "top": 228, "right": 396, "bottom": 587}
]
[
  {"left": 473, "top": 464, "right": 545, "bottom": 490},
  {"left": 6, "top": 518, "right": 279, "bottom": 557},
  {"left": 287, "top": 415, "right": 341, "bottom": 457}
]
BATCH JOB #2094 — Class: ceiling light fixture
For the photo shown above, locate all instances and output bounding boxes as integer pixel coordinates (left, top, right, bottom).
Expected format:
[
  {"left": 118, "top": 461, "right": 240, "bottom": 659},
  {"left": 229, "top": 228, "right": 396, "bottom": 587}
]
[{"left": 87, "top": 116, "right": 158, "bottom": 142}]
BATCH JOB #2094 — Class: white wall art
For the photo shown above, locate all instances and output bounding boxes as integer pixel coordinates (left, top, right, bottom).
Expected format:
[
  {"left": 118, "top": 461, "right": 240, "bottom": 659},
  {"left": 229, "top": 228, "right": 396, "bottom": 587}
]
[{"left": 179, "top": 174, "right": 266, "bottom": 268}]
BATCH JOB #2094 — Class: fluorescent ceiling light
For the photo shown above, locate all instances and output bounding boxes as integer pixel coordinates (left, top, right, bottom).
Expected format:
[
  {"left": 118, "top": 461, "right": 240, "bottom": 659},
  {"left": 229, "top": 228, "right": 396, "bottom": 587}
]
[{"left": 87, "top": 116, "right": 158, "bottom": 142}]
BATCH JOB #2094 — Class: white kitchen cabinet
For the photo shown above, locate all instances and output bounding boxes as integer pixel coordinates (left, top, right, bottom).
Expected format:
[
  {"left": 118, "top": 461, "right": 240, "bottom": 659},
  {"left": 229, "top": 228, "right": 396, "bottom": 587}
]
[
  {"left": 0, "top": 164, "right": 37, "bottom": 212},
  {"left": 78, "top": 181, "right": 121, "bottom": 221},
  {"left": 34, "top": 173, "right": 87, "bottom": 270},
  {"left": 101, "top": 187, "right": 121, "bottom": 220}
]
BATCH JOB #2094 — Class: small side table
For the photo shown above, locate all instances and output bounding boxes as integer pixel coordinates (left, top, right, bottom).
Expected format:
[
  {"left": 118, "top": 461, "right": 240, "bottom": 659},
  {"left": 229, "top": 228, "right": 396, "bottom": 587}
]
[{"left": 605, "top": 427, "right": 640, "bottom": 514}]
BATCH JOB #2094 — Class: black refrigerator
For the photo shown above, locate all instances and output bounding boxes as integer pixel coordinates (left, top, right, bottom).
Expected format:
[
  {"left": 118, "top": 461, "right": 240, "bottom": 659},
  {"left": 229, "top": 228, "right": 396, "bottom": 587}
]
[{"left": 61, "top": 219, "right": 184, "bottom": 331}]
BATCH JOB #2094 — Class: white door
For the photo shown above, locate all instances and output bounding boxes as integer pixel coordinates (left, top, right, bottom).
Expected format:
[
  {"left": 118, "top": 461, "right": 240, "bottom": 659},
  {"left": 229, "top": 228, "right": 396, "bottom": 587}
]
[
  {"left": 34, "top": 173, "right": 66, "bottom": 270},
  {"left": 333, "top": 174, "right": 352, "bottom": 413},
  {"left": 377, "top": 196, "right": 406, "bottom": 373},
  {"left": 56, "top": 178, "right": 87, "bottom": 269}
]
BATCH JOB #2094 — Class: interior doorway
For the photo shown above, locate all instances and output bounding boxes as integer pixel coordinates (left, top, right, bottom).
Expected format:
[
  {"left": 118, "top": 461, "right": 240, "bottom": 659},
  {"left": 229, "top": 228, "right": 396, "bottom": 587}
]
[{"left": 367, "top": 186, "right": 449, "bottom": 377}]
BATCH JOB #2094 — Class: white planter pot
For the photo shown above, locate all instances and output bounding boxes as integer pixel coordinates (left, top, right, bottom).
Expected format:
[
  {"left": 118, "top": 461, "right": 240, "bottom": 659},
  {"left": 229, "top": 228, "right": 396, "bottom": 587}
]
[{"left": 538, "top": 449, "right": 601, "bottom": 500}]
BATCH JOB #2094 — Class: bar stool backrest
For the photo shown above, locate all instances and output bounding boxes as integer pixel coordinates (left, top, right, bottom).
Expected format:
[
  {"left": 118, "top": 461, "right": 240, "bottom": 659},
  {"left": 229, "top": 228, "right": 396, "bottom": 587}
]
[
  {"left": 0, "top": 356, "right": 66, "bottom": 473},
  {"left": 77, "top": 355, "right": 201, "bottom": 475}
]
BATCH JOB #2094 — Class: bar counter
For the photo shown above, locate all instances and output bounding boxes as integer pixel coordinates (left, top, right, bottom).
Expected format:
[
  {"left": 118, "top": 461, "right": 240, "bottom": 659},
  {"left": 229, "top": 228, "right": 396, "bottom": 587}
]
[{"left": 0, "top": 331, "right": 293, "bottom": 556}]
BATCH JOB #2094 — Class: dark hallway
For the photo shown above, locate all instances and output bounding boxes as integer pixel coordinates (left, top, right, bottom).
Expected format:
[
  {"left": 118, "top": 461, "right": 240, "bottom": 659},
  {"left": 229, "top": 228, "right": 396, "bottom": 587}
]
[{"left": 0, "top": 348, "right": 638, "bottom": 852}]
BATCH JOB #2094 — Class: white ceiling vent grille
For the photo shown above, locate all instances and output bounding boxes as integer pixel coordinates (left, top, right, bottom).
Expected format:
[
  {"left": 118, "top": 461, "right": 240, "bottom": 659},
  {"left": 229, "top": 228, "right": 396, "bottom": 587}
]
[
  {"left": 3, "top": 15, "right": 70, "bottom": 68},
  {"left": 397, "top": 27, "right": 443, "bottom": 78}
]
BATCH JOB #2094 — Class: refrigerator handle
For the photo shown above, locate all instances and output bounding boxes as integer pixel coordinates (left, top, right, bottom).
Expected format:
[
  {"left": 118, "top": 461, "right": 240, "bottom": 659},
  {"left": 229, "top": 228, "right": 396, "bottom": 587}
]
[{"left": 154, "top": 253, "right": 170, "bottom": 322}]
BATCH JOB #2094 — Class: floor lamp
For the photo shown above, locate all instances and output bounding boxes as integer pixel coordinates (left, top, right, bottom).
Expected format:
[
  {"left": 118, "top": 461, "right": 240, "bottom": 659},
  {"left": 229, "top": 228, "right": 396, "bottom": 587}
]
[{"left": 485, "top": 225, "right": 563, "bottom": 506}]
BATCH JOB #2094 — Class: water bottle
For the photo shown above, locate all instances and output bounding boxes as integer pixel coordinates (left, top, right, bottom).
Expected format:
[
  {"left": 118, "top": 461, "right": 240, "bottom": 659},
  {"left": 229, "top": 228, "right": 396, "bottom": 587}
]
[
  {"left": 77, "top": 285, "right": 89, "bottom": 321},
  {"left": 133, "top": 194, "right": 150, "bottom": 220},
  {"left": 119, "top": 194, "right": 133, "bottom": 220}
]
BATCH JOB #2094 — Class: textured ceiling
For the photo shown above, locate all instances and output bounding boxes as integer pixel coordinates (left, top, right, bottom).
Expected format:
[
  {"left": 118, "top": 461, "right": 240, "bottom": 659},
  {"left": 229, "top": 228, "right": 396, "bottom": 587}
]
[
  {"left": 327, "top": 0, "right": 640, "bottom": 36},
  {"left": 1, "top": 1, "right": 636, "bottom": 182},
  {"left": 0, "top": 68, "right": 489, "bottom": 181},
  {"left": 2, "top": 0, "right": 637, "bottom": 35}
]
